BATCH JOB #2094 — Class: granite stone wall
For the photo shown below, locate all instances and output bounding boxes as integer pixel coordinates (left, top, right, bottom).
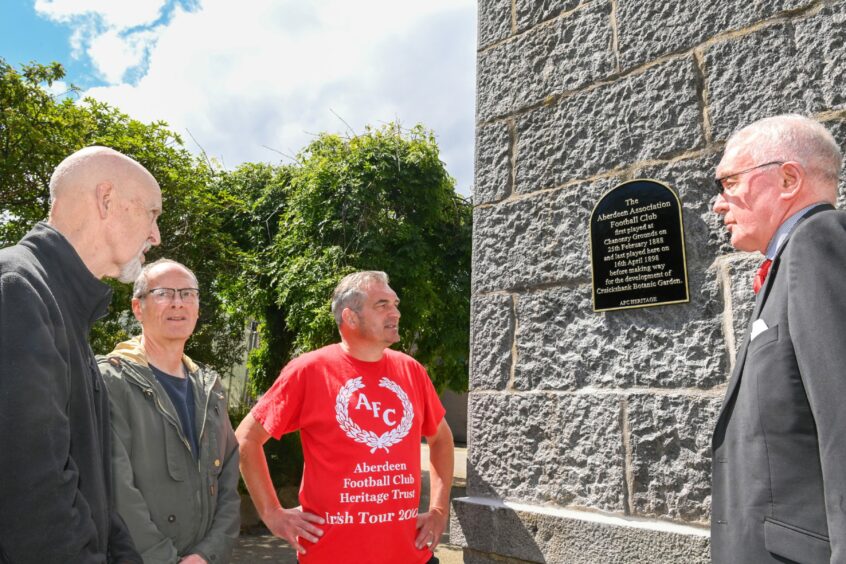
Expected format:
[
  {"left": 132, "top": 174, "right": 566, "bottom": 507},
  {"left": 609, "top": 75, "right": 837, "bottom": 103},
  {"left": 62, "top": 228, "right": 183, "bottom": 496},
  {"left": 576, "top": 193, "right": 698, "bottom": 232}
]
[{"left": 456, "top": 1, "right": 846, "bottom": 561}]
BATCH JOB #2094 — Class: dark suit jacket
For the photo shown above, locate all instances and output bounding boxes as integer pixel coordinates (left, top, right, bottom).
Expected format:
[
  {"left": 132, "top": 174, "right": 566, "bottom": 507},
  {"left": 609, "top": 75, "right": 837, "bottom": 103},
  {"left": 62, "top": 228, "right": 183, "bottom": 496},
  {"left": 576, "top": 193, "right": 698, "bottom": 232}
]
[{"left": 712, "top": 205, "right": 846, "bottom": 564}]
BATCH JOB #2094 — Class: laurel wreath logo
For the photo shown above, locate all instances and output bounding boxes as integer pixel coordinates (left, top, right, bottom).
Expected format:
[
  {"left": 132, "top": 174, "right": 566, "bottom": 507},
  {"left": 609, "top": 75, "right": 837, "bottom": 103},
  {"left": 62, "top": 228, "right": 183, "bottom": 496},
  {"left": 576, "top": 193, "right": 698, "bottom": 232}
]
[{"left": 335, "top": 376, "right": 414, "bottom": 453}]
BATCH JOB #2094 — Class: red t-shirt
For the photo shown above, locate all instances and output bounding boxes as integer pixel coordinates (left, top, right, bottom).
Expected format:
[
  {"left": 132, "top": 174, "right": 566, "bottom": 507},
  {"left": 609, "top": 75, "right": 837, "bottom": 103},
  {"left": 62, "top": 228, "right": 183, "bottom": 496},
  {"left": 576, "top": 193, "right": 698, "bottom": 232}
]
[{"left": 251, "top": 344, "right": 446, "bottom": 564}]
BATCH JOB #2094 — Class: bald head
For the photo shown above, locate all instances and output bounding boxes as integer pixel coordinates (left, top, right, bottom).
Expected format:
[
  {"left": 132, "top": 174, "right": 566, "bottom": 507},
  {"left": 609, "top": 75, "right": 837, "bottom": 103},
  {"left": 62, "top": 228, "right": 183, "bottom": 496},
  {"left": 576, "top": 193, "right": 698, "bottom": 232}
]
[
  {"left": 726, "top": 114, "right": 842, "bottom": 200},
  {"left": 49, "top": 146, "right": 158, "bottom": 206},
  {"left": 47, "top": 146, "right": 162, "bottom": 281}
]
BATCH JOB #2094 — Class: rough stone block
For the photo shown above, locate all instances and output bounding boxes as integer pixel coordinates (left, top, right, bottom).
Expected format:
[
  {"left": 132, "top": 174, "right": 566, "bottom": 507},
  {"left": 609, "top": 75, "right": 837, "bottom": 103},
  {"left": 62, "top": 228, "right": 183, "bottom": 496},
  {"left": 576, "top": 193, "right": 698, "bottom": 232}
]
[
  {"left": 515, "top": 0, "right": 580, "bottom": 33},
  {"left": 451, "top": 497, "right": 711, "bottom": 563},
  {"left": 723, "top": 253, "right": 759, "bottom": 362},
  {"left": 474, "top": 121, "right": 512, "bottom": 205},
  {"left": 628, "top": 394, "right": 722, "bottom": 522},
  {"left": 472, "top": 177, "right": 620, "bottom": 293},
  {"left": 470, "top": 294, "right": 514, "bottom": 391},
  {"left": 795, "top": 2, "right": 846, "bottom": 110},
  {"left": 478, "top": 0, "right": 512, "bottom": 50},
  {"left": 467, "top": 393, "right": 625, "bottom": 511},
  {"left": 706, "top": 4, "right": 846, "bottom": 142},
  {"left": 616, "top": 0, "right": 814, "bottom": 71},
  {"left": 514, "top": 281, "right": 726, "bottom": 390},
  {"left": 515, "top": 58, "right": 704, "bottom": 193},
  {"left": 477, "top": 2, "right": 616, "bottom": 121}
]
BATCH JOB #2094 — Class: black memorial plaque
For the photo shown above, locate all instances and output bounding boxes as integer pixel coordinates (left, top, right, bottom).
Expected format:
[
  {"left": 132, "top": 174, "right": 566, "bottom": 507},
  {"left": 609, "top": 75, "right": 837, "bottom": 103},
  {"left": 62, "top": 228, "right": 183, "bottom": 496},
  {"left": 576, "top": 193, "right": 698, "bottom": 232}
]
[{"left": 590, "top": 179, "right": 689, "bottom": 312}]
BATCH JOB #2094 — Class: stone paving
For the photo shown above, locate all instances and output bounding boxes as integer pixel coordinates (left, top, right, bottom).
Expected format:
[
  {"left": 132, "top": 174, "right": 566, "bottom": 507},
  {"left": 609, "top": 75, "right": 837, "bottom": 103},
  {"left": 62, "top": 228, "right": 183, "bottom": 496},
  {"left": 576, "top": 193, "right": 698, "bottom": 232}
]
[
  {"left": 231, "top": 533, "right": 463, "bottom": 563},
  {"left": 231, "top": 445, "right": 467, "bottom": 563}
]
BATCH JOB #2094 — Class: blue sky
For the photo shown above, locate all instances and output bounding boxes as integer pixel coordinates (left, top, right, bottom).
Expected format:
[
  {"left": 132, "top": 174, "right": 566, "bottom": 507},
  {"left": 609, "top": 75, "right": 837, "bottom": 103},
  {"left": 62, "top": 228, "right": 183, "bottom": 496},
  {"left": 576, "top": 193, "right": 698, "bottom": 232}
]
[
  {"left": 0, "top": 1, "right": 477, "bottom": 195},
  {"left": 1, "top": 0, "right": 86, "bottom": 83}
]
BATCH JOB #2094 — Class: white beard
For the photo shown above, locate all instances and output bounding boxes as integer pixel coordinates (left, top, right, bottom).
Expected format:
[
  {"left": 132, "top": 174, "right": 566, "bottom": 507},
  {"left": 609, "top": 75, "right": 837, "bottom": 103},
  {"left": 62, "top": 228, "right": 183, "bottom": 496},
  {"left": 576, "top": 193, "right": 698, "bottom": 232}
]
[
  {"left": 117, "top": 243, "right": 152, "bottom": 283},
  {"left": 117, "top": 256, "right": 143, "bottom": 283}
]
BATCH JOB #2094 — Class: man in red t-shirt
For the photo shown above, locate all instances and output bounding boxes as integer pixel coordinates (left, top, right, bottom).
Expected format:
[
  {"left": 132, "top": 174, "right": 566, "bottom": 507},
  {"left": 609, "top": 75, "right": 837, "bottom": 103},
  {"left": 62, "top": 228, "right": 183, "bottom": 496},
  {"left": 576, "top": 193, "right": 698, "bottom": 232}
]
[{"left": 236, "top": 271, "right": 454, "bottom": 563}]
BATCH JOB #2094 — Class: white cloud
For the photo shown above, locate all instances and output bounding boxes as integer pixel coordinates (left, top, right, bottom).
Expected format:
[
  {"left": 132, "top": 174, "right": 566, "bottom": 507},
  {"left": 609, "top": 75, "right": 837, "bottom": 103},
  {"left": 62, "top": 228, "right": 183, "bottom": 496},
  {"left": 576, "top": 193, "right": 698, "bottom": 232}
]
[
  {"left": 42, "top": 80, "right": 72, "bottom": 98},
  {"left": 87, "top": 27, "right": 160, "bottom": 84},
  {"left": 35, "top": 0, "right": 170, "bottom": 82},
  {"left": 46, "top": 0, "right": 477, "bottom": 194},
  {"left": 35, "top": 0, "right": 167, "bottom": 29}
]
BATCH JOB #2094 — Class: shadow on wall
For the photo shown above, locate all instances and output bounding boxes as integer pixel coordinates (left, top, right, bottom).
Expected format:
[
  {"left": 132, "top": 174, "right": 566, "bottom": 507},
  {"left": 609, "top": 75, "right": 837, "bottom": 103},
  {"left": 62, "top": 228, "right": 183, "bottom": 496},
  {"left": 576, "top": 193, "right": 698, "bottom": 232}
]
[
  {"left": 441, "top": 390, "right": 468, "bottom": 444},
  {"left": 453, "top": 426, "right": 712, "bottom": 562},
  {"left": 452, "top": 496, "right": 546, "bottom": 563},
  {"left": 451, "top": 468, "right": 544, "bottom": 562}
]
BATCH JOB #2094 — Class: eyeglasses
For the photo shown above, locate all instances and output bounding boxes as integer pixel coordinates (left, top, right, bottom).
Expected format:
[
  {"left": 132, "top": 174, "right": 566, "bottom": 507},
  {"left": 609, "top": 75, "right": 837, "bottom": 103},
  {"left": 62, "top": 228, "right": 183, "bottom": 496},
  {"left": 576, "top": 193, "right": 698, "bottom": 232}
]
[
  {"left": 714, "top": 161, "right": 785, "bottom": 195},
  {"left": 144, "top": 287, "right": 200, "bottom": 304}
]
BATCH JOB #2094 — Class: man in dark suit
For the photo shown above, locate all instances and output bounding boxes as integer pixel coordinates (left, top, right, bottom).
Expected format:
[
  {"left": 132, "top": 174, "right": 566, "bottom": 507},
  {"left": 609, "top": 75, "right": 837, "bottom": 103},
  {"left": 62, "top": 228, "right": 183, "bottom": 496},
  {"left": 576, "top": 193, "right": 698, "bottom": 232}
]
[{"left": 712, "top": 114, "right": 845, "bottom": 564}]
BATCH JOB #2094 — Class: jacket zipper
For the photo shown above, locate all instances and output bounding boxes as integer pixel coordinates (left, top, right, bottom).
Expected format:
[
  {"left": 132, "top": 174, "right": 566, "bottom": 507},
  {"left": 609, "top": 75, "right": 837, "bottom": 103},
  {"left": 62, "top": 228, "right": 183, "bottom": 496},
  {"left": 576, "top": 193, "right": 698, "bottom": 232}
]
[
  {"left": 196, "top": 373, "right": 215, "bottom": 474},
  {"left": 123, "top": 365, "right": 196, "bottom": 456},
  {"left": 120, "top": 360, "right": 219, "bottom": 542}
]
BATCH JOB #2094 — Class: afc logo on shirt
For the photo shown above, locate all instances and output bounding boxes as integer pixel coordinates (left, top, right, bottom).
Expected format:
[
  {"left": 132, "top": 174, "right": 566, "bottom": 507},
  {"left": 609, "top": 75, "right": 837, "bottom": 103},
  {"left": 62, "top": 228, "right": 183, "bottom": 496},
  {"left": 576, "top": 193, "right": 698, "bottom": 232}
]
[
  {"left": 335, "top": 376, "right": 413, "bottom": 453},
  {"left": 354, "top": 392, "right": 398, "bottom": 426}
]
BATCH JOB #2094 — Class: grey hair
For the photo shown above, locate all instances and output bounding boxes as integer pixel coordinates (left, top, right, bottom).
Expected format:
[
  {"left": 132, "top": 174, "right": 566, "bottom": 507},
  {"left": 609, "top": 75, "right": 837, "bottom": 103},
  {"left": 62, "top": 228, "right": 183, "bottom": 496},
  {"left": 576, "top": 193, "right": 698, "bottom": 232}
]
[
  {"left": 729, "top": 114, "right": 843, "bottom": 184},
  {"left": 132, "top": 258, "right": 199, "bottom": 299},
  {"left": 331, "top": 271, "right": 389, "bottom": 326}
]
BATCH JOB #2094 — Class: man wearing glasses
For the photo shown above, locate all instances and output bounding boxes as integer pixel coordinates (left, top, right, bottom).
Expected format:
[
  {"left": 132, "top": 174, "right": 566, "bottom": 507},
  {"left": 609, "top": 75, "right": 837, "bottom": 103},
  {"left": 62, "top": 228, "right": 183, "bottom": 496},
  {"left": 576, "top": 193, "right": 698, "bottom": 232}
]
[
  {"left": 711, "top": 114, "right": 845, "bottom": 563},
  {"left": 99, "top": 259, "right": 240, "bottom": 563}
]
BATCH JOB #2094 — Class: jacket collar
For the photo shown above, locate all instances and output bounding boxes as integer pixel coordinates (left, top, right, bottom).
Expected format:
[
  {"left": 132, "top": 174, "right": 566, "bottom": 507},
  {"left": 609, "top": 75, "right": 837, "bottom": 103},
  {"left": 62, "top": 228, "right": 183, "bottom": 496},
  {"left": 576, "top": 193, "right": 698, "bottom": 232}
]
[
  {"left": 106, "top": 336, "right": 207, "bottom": 388},
  {"left": 753, "top": 203, "right": 834, "bottom": 315},
  {"left": 19, "top": 222, "right": 112, "bottom": 328}
]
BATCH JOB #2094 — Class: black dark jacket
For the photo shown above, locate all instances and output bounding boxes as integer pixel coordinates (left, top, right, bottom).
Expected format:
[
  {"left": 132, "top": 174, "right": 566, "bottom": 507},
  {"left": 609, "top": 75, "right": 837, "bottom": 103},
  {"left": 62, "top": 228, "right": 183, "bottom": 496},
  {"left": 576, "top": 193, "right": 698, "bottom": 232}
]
[
  {"left": 0, "top": 222, "right": 140, "bottom": 563},
  {"left": 712, "top": 206, "right": 846, "bottom": 564}
]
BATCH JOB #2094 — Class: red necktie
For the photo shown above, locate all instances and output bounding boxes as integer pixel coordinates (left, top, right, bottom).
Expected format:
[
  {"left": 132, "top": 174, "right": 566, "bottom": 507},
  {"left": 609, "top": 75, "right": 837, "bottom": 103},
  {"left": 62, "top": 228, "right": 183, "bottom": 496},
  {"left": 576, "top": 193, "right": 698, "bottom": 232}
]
[{"left": 753, "top": 259, "right": 772, "bottom": 294}]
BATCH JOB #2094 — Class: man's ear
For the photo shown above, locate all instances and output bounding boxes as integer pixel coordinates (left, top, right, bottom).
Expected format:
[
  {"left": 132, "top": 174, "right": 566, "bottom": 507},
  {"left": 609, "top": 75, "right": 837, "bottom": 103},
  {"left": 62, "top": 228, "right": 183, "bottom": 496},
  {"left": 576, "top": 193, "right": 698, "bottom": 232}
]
[
  {"left": 779, "top": 162, "right": 804, "bottom": 201},
  {"left": 95, "top": 181, "right": 114, "bottom": 219},
  {"left": 131, "top": 297, "right": 143, "bottom": 322},
  {"left": 341, "top": 307, "right": 357, "bottom": 328}
]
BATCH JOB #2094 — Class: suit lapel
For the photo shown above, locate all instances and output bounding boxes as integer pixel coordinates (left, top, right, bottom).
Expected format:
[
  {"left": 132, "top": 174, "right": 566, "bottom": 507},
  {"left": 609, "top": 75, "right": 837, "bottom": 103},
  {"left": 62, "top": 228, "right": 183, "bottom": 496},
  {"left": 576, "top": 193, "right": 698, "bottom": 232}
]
[
  {"left": 750, "top": 204, "right": 833, "bottom": 314},
  {"left": 716, "top": 318, "right": 753, "bottom": 426},
  {"left": 714, "top": 204, "right": 835, "bottom": 428}
]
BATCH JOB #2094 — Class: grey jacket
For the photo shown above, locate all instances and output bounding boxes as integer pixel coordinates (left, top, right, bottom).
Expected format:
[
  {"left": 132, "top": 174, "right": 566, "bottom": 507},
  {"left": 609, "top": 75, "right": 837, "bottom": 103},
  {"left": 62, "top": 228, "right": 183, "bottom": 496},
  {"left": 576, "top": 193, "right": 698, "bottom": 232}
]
[
  {"left": 712, "top": 205, "right": 845, "bottom": 564},
  {"left": 99, "top": 338, "right": 240, "bottom": 564}
]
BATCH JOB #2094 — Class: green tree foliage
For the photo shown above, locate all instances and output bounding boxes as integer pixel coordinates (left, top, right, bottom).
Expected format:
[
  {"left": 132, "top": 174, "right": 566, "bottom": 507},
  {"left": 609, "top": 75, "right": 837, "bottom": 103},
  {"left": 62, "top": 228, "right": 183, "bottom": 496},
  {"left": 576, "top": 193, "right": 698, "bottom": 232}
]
[
  {"left": 0, "top": 59, "right": 245, "bottom": 369},
  {"left": 1, "top": 60, "right": 84, "bottom": 244},
  {"left": 212, "top": 163, "right": 297, "bottom": 391},
  {"left": 227, "top": 124, "right": 472, "bottom": 394},
  {"left": 1, "top": 59, "right": 472, "bottom": 396}
]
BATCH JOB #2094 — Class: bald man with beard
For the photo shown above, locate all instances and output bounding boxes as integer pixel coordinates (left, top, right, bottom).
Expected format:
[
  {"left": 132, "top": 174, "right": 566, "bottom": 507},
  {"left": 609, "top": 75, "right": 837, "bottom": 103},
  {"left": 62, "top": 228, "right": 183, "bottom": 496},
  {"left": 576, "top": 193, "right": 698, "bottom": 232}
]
[{"left": 0, "top": 146, "right": 162, "bottom": 563}]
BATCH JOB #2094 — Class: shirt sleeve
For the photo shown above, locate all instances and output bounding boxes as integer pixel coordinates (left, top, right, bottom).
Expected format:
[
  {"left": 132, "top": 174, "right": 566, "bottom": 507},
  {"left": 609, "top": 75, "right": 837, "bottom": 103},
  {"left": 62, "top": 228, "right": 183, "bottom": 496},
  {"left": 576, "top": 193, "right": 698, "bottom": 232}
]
[
  {"left": 415, "top": 362, "right": 446, "bottom": 438},
  {"left": 788, "top": 213, "right": 846, "bottom": 558},
  {"left": 251, "top": 363, "right": 306, "bottom": 439}
]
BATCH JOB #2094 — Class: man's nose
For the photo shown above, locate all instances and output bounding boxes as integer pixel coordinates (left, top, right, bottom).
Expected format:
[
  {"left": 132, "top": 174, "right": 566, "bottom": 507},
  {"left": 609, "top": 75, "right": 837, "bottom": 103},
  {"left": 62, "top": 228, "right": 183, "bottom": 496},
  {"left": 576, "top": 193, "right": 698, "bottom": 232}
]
[
  {"left": 713, "top": 192, "right": 728, "bottom": 214},
  {"left": 150, "top": 220, "right": 161, "bottom": 246}
]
